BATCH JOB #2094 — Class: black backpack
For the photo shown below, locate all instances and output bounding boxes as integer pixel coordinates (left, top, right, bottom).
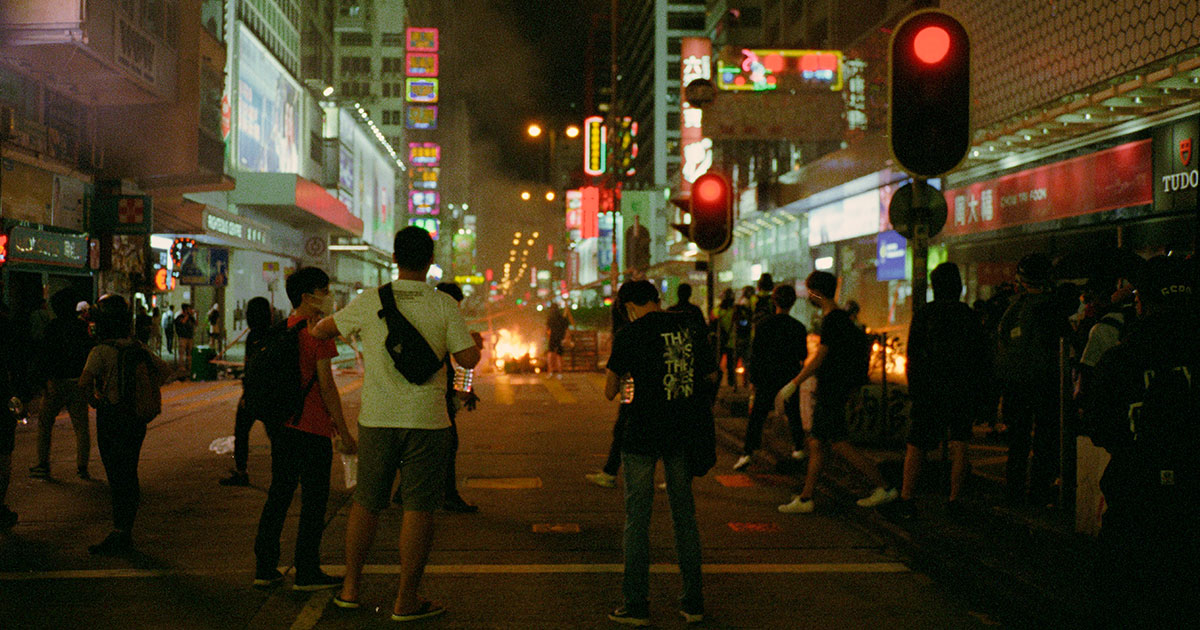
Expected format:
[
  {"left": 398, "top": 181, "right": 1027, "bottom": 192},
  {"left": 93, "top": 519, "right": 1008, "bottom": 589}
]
[
  {"left": 377, "top": 284, "right": 443, "bottom": 385},
  {"left": 242, "top": 320, "right": 316, "bottom": 431},
  {"left": 733, "top": 304, "right": 753, "bottom": 341},
  {"left": 102, "top": 341, "right": 162, "bottom": 423},
  {"left": 1127, "top": 360, "right": 1200, "bottom": 489}
]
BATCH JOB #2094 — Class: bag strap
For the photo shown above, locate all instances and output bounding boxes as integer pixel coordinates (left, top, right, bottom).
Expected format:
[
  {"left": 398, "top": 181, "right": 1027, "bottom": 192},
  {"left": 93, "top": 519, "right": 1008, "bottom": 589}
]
[{"left": 376, "top": 284, "right": 439, "bottom": 366}]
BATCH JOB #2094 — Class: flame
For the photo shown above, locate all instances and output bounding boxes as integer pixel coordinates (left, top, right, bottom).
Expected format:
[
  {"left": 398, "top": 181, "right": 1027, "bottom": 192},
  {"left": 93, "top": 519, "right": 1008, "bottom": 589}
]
[
  {"left": 871, "top": 341, "right": 907, "bottom": 381},
  {"left": 492, "top": 328, "right": 538, "bottom": 369}
]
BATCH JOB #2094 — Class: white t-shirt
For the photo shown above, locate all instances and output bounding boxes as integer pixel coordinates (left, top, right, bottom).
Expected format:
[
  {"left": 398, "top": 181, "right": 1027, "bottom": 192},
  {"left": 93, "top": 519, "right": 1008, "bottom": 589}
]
[{"left": 334, "top": 279, "right": 475, "bottom": 429}]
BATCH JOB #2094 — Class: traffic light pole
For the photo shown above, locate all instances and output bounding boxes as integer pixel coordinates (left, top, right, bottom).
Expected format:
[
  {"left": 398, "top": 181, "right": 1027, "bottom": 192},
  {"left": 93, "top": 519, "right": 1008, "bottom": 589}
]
[{"left": 911, "top": 178, "right": 930, "bottom": 312}]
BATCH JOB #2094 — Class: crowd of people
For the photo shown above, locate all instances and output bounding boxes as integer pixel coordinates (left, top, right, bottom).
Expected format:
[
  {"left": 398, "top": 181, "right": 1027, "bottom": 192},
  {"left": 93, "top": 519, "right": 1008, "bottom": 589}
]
[{"left": 1, "top": 230, "right": 1195, "bottom": 626}]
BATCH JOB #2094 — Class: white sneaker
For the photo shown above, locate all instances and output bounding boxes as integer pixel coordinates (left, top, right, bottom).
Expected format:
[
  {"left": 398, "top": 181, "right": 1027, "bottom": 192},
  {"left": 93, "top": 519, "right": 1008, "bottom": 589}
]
[
  {"left": 856, "top": 486, "right": 900, "bottom": 508},
  {"left": 790, "top": 449, "right": 807, "bottom": 461},
  {"left": 585, "top": 472, "right": 617, "bottom": 488},
  {"left": 778, "top": 495, "right": 815, "bottom": 514},
  {"left": 733, "top": 455, "right": 753, "bottom": 471}
]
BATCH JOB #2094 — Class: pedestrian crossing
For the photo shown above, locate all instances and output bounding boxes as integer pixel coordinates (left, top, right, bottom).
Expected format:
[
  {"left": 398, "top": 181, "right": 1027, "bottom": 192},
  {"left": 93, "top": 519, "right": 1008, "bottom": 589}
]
[{"left": 476, "top": 373, "right": 609, "bottom": 406}]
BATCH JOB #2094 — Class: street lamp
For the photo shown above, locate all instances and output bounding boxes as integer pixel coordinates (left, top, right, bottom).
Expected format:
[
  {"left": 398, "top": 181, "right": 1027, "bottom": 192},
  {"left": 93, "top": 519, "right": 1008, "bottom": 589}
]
[
  {"left": 322, "top": 85, "right": 335, "bottom": 97},
  {"left": 545, "top": 191, "right": 556, "bottom": 202},
  {"left": 521, "top": 191, "right": 532, "bottom": 201},
  {"left": 527, "top": 123, "right": 543, "bottom": 138},
  {"left": 565, "top": 125, "right": 580, "bottom": 139}
]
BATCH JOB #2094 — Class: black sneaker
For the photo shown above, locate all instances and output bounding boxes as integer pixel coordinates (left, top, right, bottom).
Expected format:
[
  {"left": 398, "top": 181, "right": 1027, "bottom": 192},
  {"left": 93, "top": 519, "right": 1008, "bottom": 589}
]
[
  {"left": 28, "top": 464, "right": 50, "bottom": 480},
  {"left": 219, "top": 470, "right": 250, "bottom": 487},
  {"left": 293, "top": 571, "right": 342, "bottom": 591},
  {"left": 77, "top": 467, "right": 91, "bottom": 481},
  {"left": 253, "top": 569, "right": 284, "bottom": 589},
  {"left": 88, "top": 531, "right": 133, "bottom": 556},
  {"left": 0, "top": 506, "right": 17, "bottom": 530},
  {"left": 608, "top": 606, "right": 650, "bottom": 627}
]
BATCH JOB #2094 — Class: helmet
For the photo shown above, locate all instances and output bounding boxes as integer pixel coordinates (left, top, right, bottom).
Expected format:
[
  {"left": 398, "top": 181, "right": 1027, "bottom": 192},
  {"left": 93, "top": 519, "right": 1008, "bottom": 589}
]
[{"left": 1016, "top": 253, "right": 1053, "bottom": 286}]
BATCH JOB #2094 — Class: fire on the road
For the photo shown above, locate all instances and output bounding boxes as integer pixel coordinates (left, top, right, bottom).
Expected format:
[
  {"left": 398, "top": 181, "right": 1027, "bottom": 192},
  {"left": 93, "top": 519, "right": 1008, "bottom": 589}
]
[{"left": 491, "top": 328, "right": 539, "bottom": 372}]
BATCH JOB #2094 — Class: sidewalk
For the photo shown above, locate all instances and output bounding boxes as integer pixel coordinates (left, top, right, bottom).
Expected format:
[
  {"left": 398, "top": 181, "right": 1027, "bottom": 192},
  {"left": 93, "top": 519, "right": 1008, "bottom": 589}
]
[{"left": 712, "top": 384, "right": 1103, "bottom": 629}]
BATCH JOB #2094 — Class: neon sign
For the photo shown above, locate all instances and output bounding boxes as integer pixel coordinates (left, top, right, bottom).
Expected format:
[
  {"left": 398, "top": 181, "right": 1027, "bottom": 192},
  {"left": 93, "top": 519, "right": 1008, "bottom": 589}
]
[
  {"left": 406, "top": 105, "right": 438, "bottom": 130},
  {"left": 406, "top": 52, "right": 439, "bottom": 76},
  {"left": 716, "top": 48, "right": 844, "bottom": 92},
  {"left": 410, "top": 167, "right": 440, "bottom": 190},
  {"left": 583, "top": 116, "right": 606, "bottom": 176},
  {"left": 409, "top": 190, "right": 440, "bottom": 215},
  {"left": 406, "top": 78, "right": 438, "bottom": 103},
  {"left": 0, "top": 233, "right": 7, "bottom": 265},
  {"left": 680, "top": 38, "right": 713, "bottom": 192},
  {"left": 410, "top": 217, "right": 439, "bottom": 240},
  {"left": 408, "top": 142, "right": 440, "bottom": 166},
  {"left": 406, "top": 28, "right": 438, "bottom": 52}
]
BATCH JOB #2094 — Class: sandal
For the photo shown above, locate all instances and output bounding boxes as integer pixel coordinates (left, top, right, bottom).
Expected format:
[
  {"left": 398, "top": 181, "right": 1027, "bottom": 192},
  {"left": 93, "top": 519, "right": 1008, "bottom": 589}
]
[
  {"left": 333, "top": 594, "right": 360, "bottom": 609},
  {"left": 391, "top": 600, "right": 447, "bottom": 622}
]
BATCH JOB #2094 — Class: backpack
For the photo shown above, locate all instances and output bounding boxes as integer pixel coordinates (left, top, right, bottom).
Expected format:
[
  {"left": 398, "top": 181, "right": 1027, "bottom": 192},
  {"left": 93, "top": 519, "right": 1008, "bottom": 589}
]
[
  {"left": 751, "top": 293, "right": 774, "bottom": 328},
  {"left": 104, "top": 342, "right": 162, "bottom": 423},
  {"left": 733, "top": 304, "right": 753, "bottom": 341},
  {"left": 242, "top": 320, "right": 316, "bottom": 431},
  {"left": 1127, "top": 360, "right": 1200, "bottom": 489},
  {"left": 377, "top": 284, "right": 443, "bottom": 385}
]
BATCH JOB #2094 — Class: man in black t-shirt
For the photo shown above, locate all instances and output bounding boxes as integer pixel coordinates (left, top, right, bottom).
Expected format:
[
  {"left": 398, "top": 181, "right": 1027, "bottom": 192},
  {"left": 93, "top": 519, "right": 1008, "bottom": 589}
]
[
  {"left": 735, "top": 284, "right": 808, "bottom": 470},
  {"left": 604, "top": 280, "right": 716, "bottom": 626},
  {"left": 667, "top": 283, "right": 707, "bottom": 334},
  {"left": 775, "top": 271, "right": 897, "bottom": 514}
]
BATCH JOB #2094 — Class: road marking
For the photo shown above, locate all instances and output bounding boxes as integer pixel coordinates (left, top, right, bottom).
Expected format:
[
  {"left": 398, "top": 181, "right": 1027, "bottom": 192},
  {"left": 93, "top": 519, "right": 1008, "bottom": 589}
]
[
  {"left": 727, "top": 522, "right": 783, "bottom": 533},
  {"left": 532, "top": 523, "right": 581, "bottom": 533},
  {"left": 1, "top": 562, "right": 909, "bottom": 581},
  {"left": 542, "top": 378, "right": 577, "bottom": 404},
  {"left": 464, "top": 476, "right": 542, "bottom": 489},
  {"left": 494, "top": 377, "right": 515, "bottom": 405},
  {"left": 290, "top": 590, "right": 333, "bottom": 630}
]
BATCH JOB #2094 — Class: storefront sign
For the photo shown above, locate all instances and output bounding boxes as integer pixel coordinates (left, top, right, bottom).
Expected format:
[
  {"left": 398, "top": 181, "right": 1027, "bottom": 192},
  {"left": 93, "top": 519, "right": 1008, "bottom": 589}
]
[
  {"left": 583, "top": 116, "right": 606, "bottom": 177},
  {"left": 1153, "top": 116, "right": 1200, "bottom": 215},
  {"left": 876, "top": 230, "right": 907, "bottom": 281},
  {"left": 409, "top": 190, "right": 439, "bottom": 215},
  {"left": 406, "top": 105, "right": 438, "bottom": 130},
  {"left": 406, "top": 53, "right": 439, "bottom": 76},
  {"left": 410, "top": 167, "right": 439, "bottom": 190},
  {"left": 409, "top": 143, "right": 440, "bottom": 166},
  {"left": 405, "top": 78, "right": 439, "bottom": 103},
  {"left": 5, "top": 225, "right": 89, "bottom": 268},
  {"left": 716, "top": 48, "right": 843, "bottom": 92},
  {"left": 204, "top": 207, "right": 268, "bottom": 247},
  {"left": 808, "top": 190, "right": 882, "bottom": 246},
  {"left": 944, "top": 139, "right": 1152, "bottom": 237},
  {"left": 679, "top": 37, "right": 713, "bottom": 193},
  {"left": 455, "top": 274, "right": 486, "bottom": 285},
  {"left": 406, "top": 28, "right": 439, "bottom": 52}
]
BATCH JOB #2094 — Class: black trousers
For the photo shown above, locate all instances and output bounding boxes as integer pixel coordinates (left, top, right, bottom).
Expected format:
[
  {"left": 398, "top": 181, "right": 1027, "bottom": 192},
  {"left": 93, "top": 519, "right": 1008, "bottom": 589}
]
[
  {"left": 720, "top": 349, "right": 738, "bottom": 386},
  {"left": 603, "top": 404, "right": 630, "bottom": 477},
  {"left": 254, "top": 427, "right": 332, "bottom": 576},
  {"left": 232, "top": 396, "right": 260, "bottom": 472},
  {"left": 1002, "top": 383, "right": 1060, "bottom": 502},
  {"left": 744, "top": 381, "right": 802, "bottom": 455},
  {"left": 95, "top": 405, "right": 148, "bottom": 533}
]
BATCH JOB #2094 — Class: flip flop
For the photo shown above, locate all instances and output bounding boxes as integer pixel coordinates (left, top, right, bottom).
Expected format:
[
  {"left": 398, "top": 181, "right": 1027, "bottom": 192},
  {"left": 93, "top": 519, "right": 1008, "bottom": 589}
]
[
  {"left": 391, "top": 600, "right": 447, "bottom": 622},
  {"left": 332, "top": 595, "right": 360, "bottom": 609}
]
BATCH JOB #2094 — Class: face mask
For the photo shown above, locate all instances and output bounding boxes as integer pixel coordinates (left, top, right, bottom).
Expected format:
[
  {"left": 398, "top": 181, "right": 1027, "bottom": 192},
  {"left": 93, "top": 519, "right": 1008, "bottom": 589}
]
[{"left": 311, "top": 294, "right": 334, "bottom": 315}]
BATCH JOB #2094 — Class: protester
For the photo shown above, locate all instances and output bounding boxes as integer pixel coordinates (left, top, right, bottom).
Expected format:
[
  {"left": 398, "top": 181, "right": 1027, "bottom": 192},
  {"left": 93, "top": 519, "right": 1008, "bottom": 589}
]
[
  {"left": 730, "top": 286, "right": 756, "bottom": 388},
  {"left": 586, "top": 293, "right": 633, "bottom": 488},
  {"left": 149, "top": 306, "right": 163, "bottom": 355},
  {"left": 219, "top": 297, "right": 274, "bottom": 487},
  {"left": 896, "top": 263, "right": 990, "bottom": 518},
  {"left": 29, "top": 289, "right": 95, "bottom": 481},
  {"left": 777, "top": 271, "right": 897, "bottom": 514},
  {"left": 208, "top": 303, "right": 224, "bottom": 354},
  {"left": 78, "top": 294, "right": 169, "bottom": 555},
  {"left": 1085, "top": 255, "right": 1198, "bottom": 626},
  {"left": 735, "top": 284, "right": 807, "bottom": 470},
  {"left": 135, "top": 303, "right": 153, "bottom": 345},
  {"left": 712, "top": 289, "right": 738, "bottom": 388},
  {"left": 995, "top": 253, "right": 1069, "bottom": 506},
  {"left": 604, "top": 280, "right": 716, "bottom": 626},
  {"left": 544, "top": 302, "right": 574, "bottom": 376},
  {"left": 174, "top": 304, "right": 197, "bottom": 367},
  {"left": 434, "top": 281, "right": 482, "bottom": 513},
  {"left": 162, "top": 304, "right": 176, "bottom": 357},
  {"left": 749, "top": 273, "right": 775, "bottom": 334},
  {"left": 253, "top": 269, "right": 355, "bottom": 590},
  {"left": 667, "top": 283, "right": 706, "bottom": 333},
  {"left": 0, "top": 305, "right": 18, "bottom": 529},
  {"left": 313, "top": 226, "right": 479, "bottom": 621}
]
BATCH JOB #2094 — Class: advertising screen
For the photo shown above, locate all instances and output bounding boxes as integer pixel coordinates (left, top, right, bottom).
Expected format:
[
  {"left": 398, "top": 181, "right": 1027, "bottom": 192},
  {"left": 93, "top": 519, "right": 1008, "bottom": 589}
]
[{"left": 237, "top": 24, "right": 301, "bottom": 173}]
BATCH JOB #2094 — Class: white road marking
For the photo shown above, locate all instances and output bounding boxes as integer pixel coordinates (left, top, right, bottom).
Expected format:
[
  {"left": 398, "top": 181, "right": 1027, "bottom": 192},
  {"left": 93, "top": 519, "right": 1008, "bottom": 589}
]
[
  {"left": 290, "top": 590, "right": 333, "bottom": 630},
  {"left": 0, "top": 562, "right": 908, "bottom": 581}
]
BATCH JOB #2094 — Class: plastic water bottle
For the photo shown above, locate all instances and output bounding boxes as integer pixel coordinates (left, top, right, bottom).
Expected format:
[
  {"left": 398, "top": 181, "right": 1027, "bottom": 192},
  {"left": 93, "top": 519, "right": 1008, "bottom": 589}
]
[
  {"left": 620, "top": 376, "right": 635, "bottom": 404},
  {"left": 335, "top": 436, "right": 357, "bottom": 489},
  {"left": 208, "top": 436, "right": 235, "bottom": 455},
  {"left": 453, "top": 367, "right": 474, "bottom": 393}
]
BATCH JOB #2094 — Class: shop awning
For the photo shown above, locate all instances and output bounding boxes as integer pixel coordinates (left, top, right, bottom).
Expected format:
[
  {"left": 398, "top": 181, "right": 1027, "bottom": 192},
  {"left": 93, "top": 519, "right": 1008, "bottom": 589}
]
[{"left": 229, "top": 172, "right": 363, "bottom": 238}]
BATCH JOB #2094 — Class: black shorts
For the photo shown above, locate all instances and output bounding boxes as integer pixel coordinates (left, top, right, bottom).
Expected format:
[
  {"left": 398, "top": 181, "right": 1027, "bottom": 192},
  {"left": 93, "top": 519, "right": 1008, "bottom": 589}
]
[
  {"left": 907, "top": 402, "right": 973, "bottom": 450},
  {"left": 810, "top": 394, "right": 851, "bottom": 443}
]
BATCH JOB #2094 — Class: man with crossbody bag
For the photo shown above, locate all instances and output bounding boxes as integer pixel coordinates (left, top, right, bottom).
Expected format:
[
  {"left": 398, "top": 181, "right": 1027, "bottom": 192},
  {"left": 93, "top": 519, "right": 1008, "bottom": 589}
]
[{"left": 313, "top": 226, "right": 480, "bottom": 622}]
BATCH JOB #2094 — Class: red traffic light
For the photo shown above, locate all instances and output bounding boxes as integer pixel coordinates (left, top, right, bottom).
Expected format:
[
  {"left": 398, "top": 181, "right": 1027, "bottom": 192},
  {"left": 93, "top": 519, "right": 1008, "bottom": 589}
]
[
  {"left": 688, "top": 172, "right": 733, "bottom": 253},
  {"left": 913, "top": 26, "right": 950, "bottom": 64}
]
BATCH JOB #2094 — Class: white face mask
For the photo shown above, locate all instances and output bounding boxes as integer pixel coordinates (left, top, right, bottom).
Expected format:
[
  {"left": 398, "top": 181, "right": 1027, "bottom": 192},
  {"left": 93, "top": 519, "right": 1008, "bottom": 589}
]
[{"left": 311, "top": 294, "right": 334, "bottom": 315}]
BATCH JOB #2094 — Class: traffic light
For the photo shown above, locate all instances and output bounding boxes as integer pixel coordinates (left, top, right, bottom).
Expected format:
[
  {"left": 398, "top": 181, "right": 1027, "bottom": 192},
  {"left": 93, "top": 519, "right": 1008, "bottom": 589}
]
[
  {"left": 689, "top": 172, "right": 733, "bottom": 253},
  {"left": 889, "top": 9, "right": 970, "bottom": 178}
]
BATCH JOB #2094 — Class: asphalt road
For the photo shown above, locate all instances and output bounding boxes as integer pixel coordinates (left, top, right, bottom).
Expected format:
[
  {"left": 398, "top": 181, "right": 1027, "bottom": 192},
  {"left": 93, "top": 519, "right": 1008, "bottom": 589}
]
[{"left": 1, "top": 370, "right": 1003, "bottom": 629}]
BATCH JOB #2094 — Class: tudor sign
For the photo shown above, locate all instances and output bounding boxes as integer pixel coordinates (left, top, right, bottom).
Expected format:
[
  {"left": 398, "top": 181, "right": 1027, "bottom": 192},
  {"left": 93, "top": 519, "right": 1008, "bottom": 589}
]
[{"left": 1153, "top": 116, "right": 1200, "bottom": 215}]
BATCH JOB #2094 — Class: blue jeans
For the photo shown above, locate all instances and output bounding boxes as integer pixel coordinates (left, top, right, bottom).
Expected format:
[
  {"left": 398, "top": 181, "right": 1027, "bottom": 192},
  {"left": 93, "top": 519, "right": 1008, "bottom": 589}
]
[{"left": 620, "top": 451, "right": 704, "bottom": 615}]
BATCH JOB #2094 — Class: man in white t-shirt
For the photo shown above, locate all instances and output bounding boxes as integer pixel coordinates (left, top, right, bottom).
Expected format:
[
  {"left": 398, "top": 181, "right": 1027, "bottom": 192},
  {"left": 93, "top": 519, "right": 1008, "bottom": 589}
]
[{"left": 312, "top": 226, "right": 480, "bottom": 622}]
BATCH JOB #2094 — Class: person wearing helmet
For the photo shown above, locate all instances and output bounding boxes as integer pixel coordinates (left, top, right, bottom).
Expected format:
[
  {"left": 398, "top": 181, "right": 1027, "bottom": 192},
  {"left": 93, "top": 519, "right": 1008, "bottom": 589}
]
[{"left": 994, "top": 253, "right": 1071, "bottom": 507}]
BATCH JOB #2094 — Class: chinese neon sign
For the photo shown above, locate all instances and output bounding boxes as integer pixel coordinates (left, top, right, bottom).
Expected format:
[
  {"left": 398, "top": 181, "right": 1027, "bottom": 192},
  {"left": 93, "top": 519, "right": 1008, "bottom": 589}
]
[
  {"left": 410, "top": 217, "right": 439, "bottom": 240},
  {"left": 409, "top": 190, "right": 440, "bottom": 215},
  {"left": 680, "top": 38, "right": 713, "bottom": 191},
  {"left": 406, "top": 78, "right": 439, "bottom": 103},
  {"left": 410, "top": 167, "right": 440, "bottom": 190},
  {"left": 406, "top": 52, "right": 439, "bottom": 76},
  {"left": 716, "top": 48, "right": 844, "bottom": 92},
  {"left": 583, "top": 116, "right": 606, "bottom": 176},
  {"left": 408, "top": 143, "right": 440, "bottom": 166},
  {"left": 406, "top": 105, "right": 438, "bottom": 130},
  {"left": 406, "top": 28, "right": 438, "bottom": 52}
]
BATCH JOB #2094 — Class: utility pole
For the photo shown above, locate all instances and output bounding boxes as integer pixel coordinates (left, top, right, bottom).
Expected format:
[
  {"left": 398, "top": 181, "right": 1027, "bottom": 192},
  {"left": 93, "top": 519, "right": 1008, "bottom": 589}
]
[{"left": 608, "top": 0, "right": 620, "bottom": 295}]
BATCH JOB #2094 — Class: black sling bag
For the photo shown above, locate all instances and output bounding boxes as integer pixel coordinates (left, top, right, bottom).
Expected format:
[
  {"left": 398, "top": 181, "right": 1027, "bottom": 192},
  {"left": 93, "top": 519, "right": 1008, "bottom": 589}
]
[{"left": 377, "top": 284, "right": 443, "bottom": 385}]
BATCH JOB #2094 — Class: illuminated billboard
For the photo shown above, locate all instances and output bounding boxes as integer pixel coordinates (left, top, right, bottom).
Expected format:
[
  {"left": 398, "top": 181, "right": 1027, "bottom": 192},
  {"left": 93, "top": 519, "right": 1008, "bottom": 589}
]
[
  {"left": 407, "top": 52, "right": 439, "bottom": 76},
  {"left": 406, "top": 78, "right": 438, "bottom": 103},
  {"left": 409, "top": 190, "right": 439, "bottom": 215},
  {"left": 410, "top": 167, "right": 439, "bottom": 190},
  {"left": 408, "top": 142, "right": 440, "bottom": 166},
  {"left": 680, "top": 38, "right": 713, "bottom": 192},
  {"left": 236, "top": 24, "right": 300, "bottom": 173},
  {"left": 406, "top": 105, "right": 438, "bottom": 130},
  {"left": 406, "top": 28, "right": 438, "bottom": 52},
  {"left": 410, "top": 217, "right": 439, "bottom": 239},
  {"left": 583, "top": 116, "right": 606, "bottom": 176},
  {"left": 716, "top": 48, "right": 844, "bottom": 92}
]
